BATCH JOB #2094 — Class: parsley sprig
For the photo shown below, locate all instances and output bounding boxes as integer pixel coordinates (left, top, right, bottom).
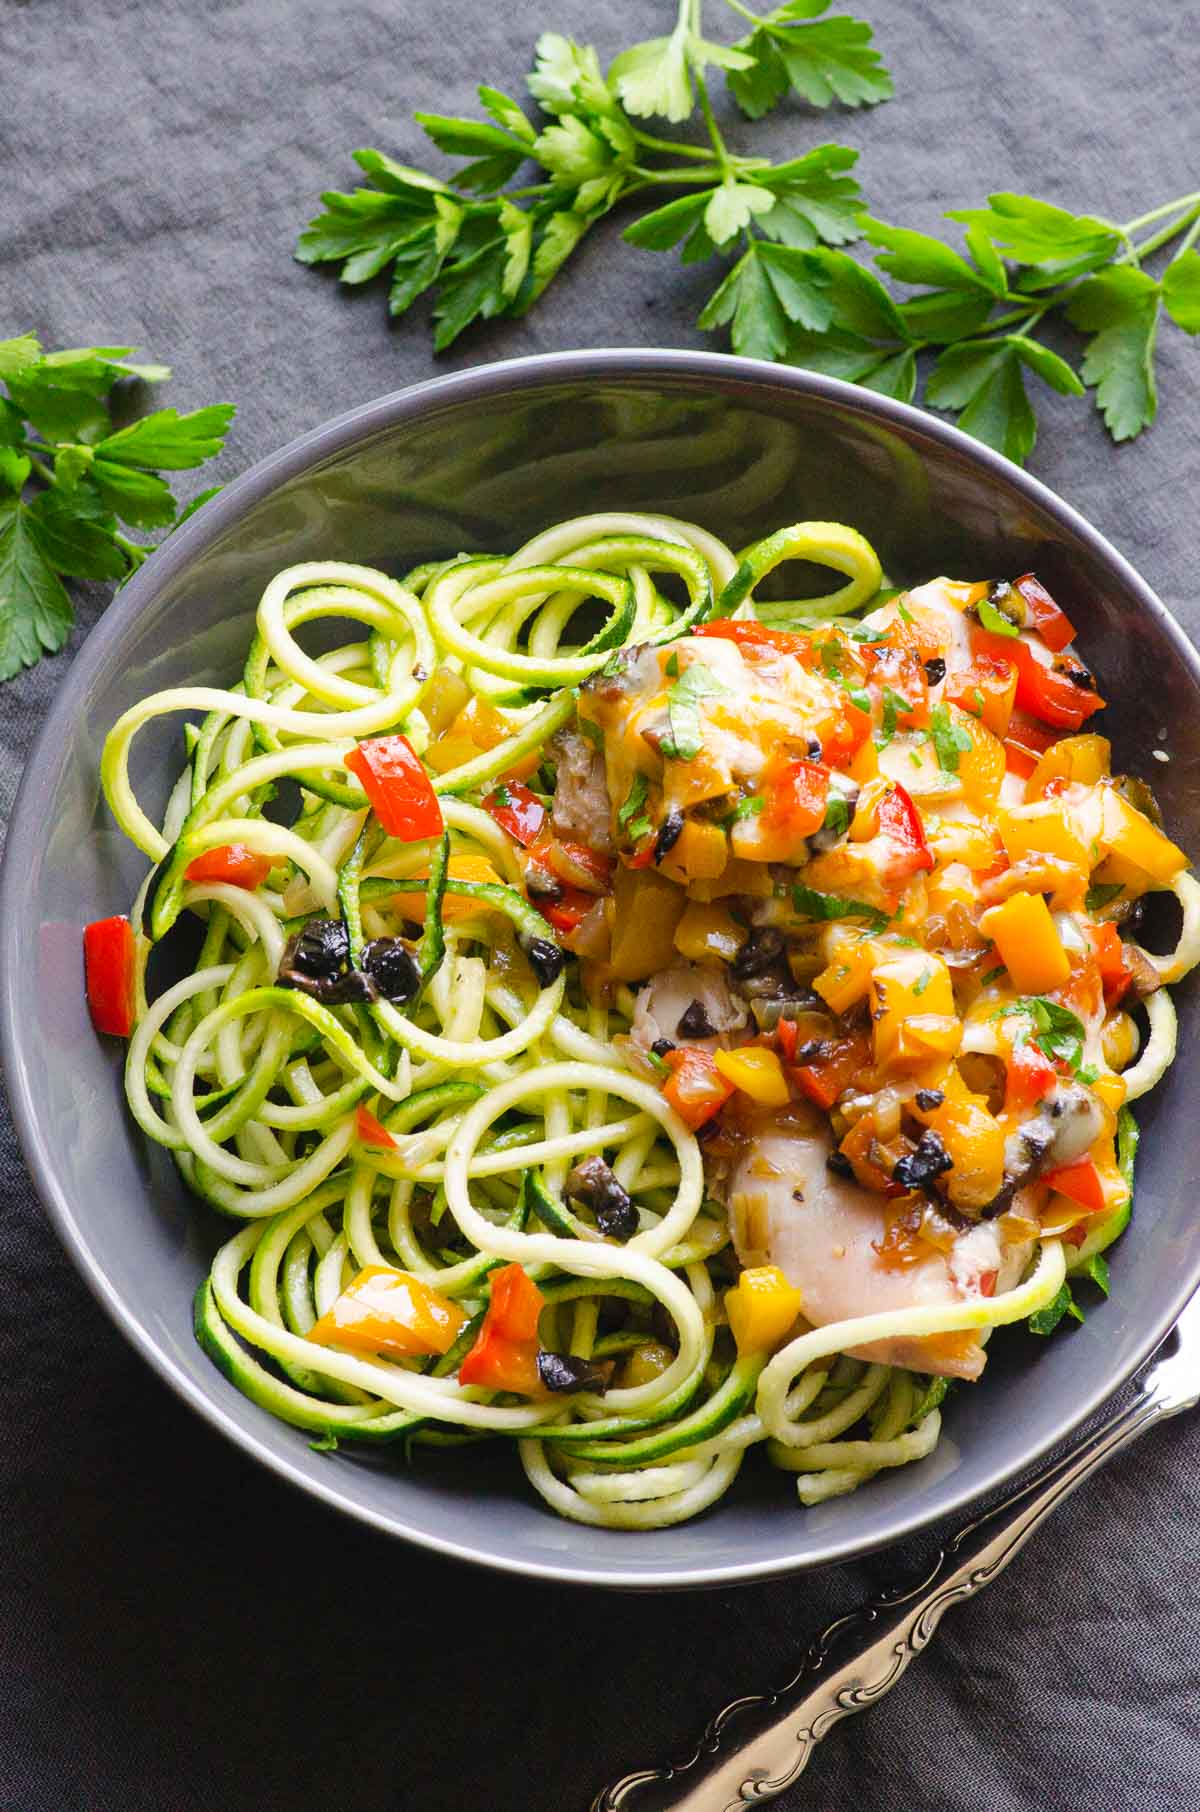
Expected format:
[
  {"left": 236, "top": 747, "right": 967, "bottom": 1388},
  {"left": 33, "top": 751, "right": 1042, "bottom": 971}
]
[
  {"left": 0, "top": 335, "right": 233, "bottom": 680},
  {"left": 297, "top": 8, "right": 888, "bottom": 353}
]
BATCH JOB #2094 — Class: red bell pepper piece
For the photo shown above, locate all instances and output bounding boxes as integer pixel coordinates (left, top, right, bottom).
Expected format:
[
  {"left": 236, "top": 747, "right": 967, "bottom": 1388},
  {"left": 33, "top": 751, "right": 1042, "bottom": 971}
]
[
  {"left": 694, "top": 619, "right": 809, "bottom": 660},
  {"left": 184, "top": 843, "right": 274, "bottom": 890},
  {"left": 1013, "top": 574, "right": 1076, "bottom": 653},
  {"left": 346, "top": 735, "right": 444, "bottom": 840},
  {"left": 355, "top": 1104, "right": 398, "bottom": 1149},
  {"left": 973, "top": 629, "right": 1103, "bottom": 731},
  {"left": 876, "top": 781, "right": 934, "bottom": 876},
  {"left": 764, "top": 758, "right": 830, "bottom": 839},
  {"left": 661, "top": 1048, "right": 736, "bottom": 1130},
  {"left": 1086, "top": 922, "right": 1132, "bottom": 1006},
  {"left": 820, "top": 700, "right": 874, "bottom": 769},
  {"left": 791, "top": 1030, "right": 871, "bottom": 1111},
  {"left": 979, "top": 1270, "right": 998, "bottom": 1297},
  {"left": 1004, "top": 1039, "right": 1058, "bottom": 1115},
  {"left": 866, "top": 636, "right": 930, "bottom": 730},
  {"left": 1042, "top": 1157, "right": 1106, "bottom": 1214},
  {"left": 83, "top": 915, "right": 136, "bottom": 1038},
  {"left": 775, "top": 1019, "right": 799, "bottom": 1063},
  {"left": 1003, "top": 715, "right": 1060, "bottom": 779},
  {"left": 542, "top": 886, "right": 596, "bottom": 933},
  {"left": 459, "top": 1264, "right": 546, "bottom": 1395},
  {"left": 483, "top": 781, "right": 546, "bottom": 849}
]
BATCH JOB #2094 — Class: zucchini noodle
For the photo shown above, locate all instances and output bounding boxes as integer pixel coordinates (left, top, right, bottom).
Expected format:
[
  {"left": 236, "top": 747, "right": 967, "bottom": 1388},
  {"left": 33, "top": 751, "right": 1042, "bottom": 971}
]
[{"left": 93, "top": 510, "right": 1196, "bottom": 1531}]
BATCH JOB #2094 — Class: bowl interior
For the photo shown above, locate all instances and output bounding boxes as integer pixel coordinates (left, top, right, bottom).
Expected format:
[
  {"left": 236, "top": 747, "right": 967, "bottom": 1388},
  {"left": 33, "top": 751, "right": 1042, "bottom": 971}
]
[{"left": 7, "top": 353, "right": 1200, "bottom": 1587}]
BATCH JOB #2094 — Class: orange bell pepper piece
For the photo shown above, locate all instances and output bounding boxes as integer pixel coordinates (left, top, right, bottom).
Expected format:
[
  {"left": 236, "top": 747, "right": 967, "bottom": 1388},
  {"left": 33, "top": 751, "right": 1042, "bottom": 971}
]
[{"left": 308, "top": 1266, "right": 467, "bottom": 1360}]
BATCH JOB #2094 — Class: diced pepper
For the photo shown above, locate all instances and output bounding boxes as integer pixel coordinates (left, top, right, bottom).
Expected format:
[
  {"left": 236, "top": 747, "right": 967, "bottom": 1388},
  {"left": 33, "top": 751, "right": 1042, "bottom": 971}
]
[
  {"left": 674, "top": 899, "right": 743, "bottom": 964},
  {"left": 876, "top": 781, "right": 934, "bottom": 876},
  {"left": 866, "top": 634, "right": 929, "bottom": 729},
  {"left": 308, "top": 1265, "right": 467, "bottom": 1360},
  {"left": 870, "top": 951, "right": 960, "bottom": 1072},
  {"left": 1042, "top": 1157, "right": 1106, "bottom": 1215},
  {"left": 820, "top": 699, "right": 874, "bottom": 769},
  {"left": 792, "top": 1029, "right": 872, "bottom": 1110},
  {"left": 998, "top": 802, "right": 1091, "bottom": 877},
  {"left": 661, "top": 1047, "right": 737, "bottom": 1129},
  {"left": 714, "top": 1045, "right": 791, "bottom": 1107},
  {"left": 955, "top": 711, "right": 1006, "bottom": 812},
  {"left": 973, "top": 629, "right": 1104, "bottom": 730},
  {"left": 694, "top": 620, "right": 808, "bottom": 659},
  {"left": 424, "top": 694, "right": 537, "bottom": 782},
  {"left": 419, "top": 665, "right": 472, "bottom": 737},
  {"left": 388, "top": 854, "right": 501, "bottom": 923},
  {"left": 346, "top": 735, "right": 444, "bottom": 840},
  {"left": 837, "top": 1114, "right": 902, "bottom": 1195},
  {"left": 776, "top": 1019, "right": 800, "bottom": 1062},
  {"left": 946, "top": 655, "right": 1019, "bottom": 739},
  {"left": 657, "top": 819, "right": 728, "bottom": 885},
  {"left": 609, "top": 864, "right": 685, "bottom": 981},
  {"left": 686, "top": 858, "right": 773, "bottom": 902},
  {"left": 979, "top": 891, "right": 1071, "bottom": 994},
  {"left": 184, "top": 843, "right": 274, "bottom": 890},
  {"left": 355, "top": 1104, "right": 397, "bottom": 1149},
  {"left": 1012, "top": 574, "right": 1076, "bottom": 652},
  {"left": 483, "top": 781, "right": 547, "bottom": 848},
  {"left": 83, "top": 914, "right": 137, "bottom": 1038},
  {"left": 725, "top": 1265, "right": 805, "bottom": 1355},
  {"left": 1087, "top": 921, "right": 1132, "bottom": 1006},
  {"left": 914, "top": 1071, "right": 1007, "bottom": 1213},
  {"left": 1027, "top": 733, "right": 1111, "bottom": 799},
  {"left": 1098, "top": 789, "right": 1187, "bottom": 884},
  {"left": 459, "top": 1264, "right": 546, "bottom": 1395},
  {"left": 543, "top": 886, "right": 597, "bottom": 935},
  {"left": 1003, "top": 1038, "right": 1058, "bottom": 1115},
  {"left": 812, "top": 936, "right": 878, "bottom": 1015},
  {"left": 762, "top": 758, "right": 830, "bottom": 845},
  {"left": 528, "top": 827, "right": 612, "bottom": 895}
]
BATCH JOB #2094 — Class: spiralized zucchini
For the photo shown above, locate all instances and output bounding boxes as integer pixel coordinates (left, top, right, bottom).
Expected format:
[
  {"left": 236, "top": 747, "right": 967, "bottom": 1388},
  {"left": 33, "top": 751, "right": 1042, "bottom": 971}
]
[{"left": 97, "top": 510, "right": 1191, "bottom": 1530}]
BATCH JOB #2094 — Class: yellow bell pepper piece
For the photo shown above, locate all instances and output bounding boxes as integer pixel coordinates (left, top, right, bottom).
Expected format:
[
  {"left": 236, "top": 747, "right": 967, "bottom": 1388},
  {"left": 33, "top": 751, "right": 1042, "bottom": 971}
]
[
  {"left": 658, "top": 819, "right": 729, "bottom": 885},
  {"left": 954, "top": 708, "right": 1005, "bottom": 811},
  {"left": 674, "top": 899, "right": 743, "bottom": 964},
  {"left": 714, "top": 1045, "right": 791, "bottom": 1107},
  {"left": 308, "top": 1266, "right": 467, "bottom": 1359},
  {"left": 847, "top": 736, "right": 878, "bottom": 784},
  {"left": 870, "top": 951, "right": 959, "bottom": 1071},
  {"left": 915, "top": 1072, "right": 1007, "bottom": 1213},
  {"left": 813, "top": 931, "right": 879, "bottom": 1015},
  {"left": 979, "top": 890, "right": 1071, "bottom": 994},
  {"left": 725, "top": 1265, "right": 804, "bottom": 1356},
  {"left": 1028, "top": 733, "right": 1111, "bottom": 799},
  {"left": 1098, "top": 789, "right": 1186, "bottom": 885},
  {"left": 609, "top": 864, "right": 685, "bottom": 981},
  {"left": 389, "top": 854, "right": 501, "bottom": 923},
  {"left": 687, "top": 857, "right": 773, "bottom": 901},
  {"left": 998, "top": 802, "right": 1090, "bottom": 875}
]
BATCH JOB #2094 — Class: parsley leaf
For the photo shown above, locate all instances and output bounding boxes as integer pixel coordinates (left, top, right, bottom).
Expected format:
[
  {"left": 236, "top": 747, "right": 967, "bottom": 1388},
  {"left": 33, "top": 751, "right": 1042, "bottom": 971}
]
[
  {"left": 821, "top": 793, "right": 851, "bottom": 837},
  {"left": 699, "top": 241, "right": 834, "bottom": 359},
  {"left": 1162, "top": 249, "right": 1200, "bottom": 334},
  {"left": 1028, "top": 1281, "right": 1083, "bottom": 1336},
  {"left": 791, "top": 884, "right": 888, "bottom": 930},
  {"left": 728, "top": 3, "right": 893, "bottom": 120},
  {"left": 928, "top": 702, "right": 974, "bottom": 773},
  {"left": 661, "top": 660, "right": 729, "bottom": 761},
  {"left": 0, "top": 334, "right": 233, "bottom": 681},
  {"left": 999, "top": 996, "right": 1088, "bottom": 1072},
  {"left": 1065, "top": 266, "right": 1161, "bottom": 441},
  {"left": 1077, "top": 1252, "right": 1111, "bottom": 1297},
  {"left": 1085, "top": 881, "right": 1124, "bottom": 913},
  {"left": 617, "top": 771, "right": 650, "bottom": 828},
  {"left": 876, "top": 685, "right": 912, "bottom": 747}
]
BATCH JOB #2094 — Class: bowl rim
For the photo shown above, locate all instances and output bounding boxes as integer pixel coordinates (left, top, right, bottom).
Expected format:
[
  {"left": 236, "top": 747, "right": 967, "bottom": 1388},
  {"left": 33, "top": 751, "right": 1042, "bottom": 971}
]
[{"left": 5, "top": 345, "right": 1199, "bottom": 1589}]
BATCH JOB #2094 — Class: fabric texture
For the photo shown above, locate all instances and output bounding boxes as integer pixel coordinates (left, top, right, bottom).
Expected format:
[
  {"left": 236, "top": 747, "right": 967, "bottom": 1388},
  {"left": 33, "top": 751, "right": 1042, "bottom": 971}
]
[{"left": 2, "top": 2, "right": 1198, "bottom": 1808}]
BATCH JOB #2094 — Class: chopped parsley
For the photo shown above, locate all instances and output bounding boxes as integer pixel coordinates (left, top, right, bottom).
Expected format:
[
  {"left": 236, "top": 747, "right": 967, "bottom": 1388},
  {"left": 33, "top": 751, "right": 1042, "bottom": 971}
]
[
  {"left": 1085, "top": 880, "right": 1124, "bottom": 913},
  {"left": 976, "top": 595, "right": 1020, "bottom": 637},
  {"left": 929, "top": 702, "right": 974, "bottom": 774},
  {"left": 979, "top": 966, "right": 1005, "bottom": 986},
  {"left": 876, "top": 686, "right": 913, "bottom": 748},
  {"left": 665, "top": 652, "right": 680, "bottom": 677},
  {"left": 791, "top": 885, "right": 889, "bottom": 931},
  {"left": 659, "top": 661, "right": 728, "bottom": 762},
  {"left": 846, "top": 684, "right": 872, "bottom": 715},
  {"left": 730, "top": 794, "right": 764, "bottom": 822},
  {"left": 896, "top": 600, "right": 914, "bottom": 625},
  {"left": 912, "top": 965, "right": 933, "bottom": 996},
  {"left": 1028, "top": 1281, "right": 1083, "bottom": 1336},
  {"left": 995, "top": 996, "right": 1087, "bottom": 1072},
  {"left": 617, "top": 771, "right": 649, "bottom": 828},
  {"left": 821, "top": 794, "right": 851, "bottom": 838}
]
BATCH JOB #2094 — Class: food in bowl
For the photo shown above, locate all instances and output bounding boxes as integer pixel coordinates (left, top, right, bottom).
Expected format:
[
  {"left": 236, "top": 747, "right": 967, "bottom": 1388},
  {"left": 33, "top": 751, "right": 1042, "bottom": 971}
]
[{"left": 85, "top": 510, "right": 1200, "bottom": 1527}]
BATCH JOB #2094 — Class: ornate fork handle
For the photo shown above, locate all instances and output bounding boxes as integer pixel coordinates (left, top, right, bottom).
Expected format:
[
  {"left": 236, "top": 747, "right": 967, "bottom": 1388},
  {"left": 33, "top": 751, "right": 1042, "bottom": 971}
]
[{"left": 592, "top": 1387, "right": 1167, "bottom": 1812}]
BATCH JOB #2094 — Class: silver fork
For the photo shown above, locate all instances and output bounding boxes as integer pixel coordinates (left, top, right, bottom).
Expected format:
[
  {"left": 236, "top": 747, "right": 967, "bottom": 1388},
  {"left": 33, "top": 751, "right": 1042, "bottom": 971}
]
[{"left": 592, "top": 1288, "right": 1200, "bottom": 1812}]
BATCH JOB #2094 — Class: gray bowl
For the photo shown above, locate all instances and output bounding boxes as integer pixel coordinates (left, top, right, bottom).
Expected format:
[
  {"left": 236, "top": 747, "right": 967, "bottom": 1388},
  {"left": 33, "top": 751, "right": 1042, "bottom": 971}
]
[{"left": 4, "top": 349, "right": 1198, "bottom": 1589}]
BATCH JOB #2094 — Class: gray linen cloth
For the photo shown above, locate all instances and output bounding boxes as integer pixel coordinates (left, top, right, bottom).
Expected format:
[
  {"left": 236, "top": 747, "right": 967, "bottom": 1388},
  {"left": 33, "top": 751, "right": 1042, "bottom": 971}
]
[{"left": 2, "top": 2, "right": 1198, "bottom": 1808}]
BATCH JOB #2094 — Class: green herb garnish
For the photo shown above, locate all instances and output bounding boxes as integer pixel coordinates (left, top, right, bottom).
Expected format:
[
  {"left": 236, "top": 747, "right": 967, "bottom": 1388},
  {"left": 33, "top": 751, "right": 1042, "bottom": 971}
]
[
  {"left": 660, "top": 659, "right": 729, "bottom": 761},
  {"left": 0, "top": 334, "right": 233, "bottom": 681},
  {"left": 928, "top": 701, "right": 974, "bottom": 773},
  {"left": 791, "top": 883, "right": 888, "bottom": 930},
  {"left": 1028, "top": 1281, "right": 1083, "bottom": 1336},
  {"left": 617, "top": 771, "right": 650, "bottom": 827},
  {"left": 976, "top": 595, "right": 1020, "bottom": 637},
  {"left": 996, "top": 996, "right": 1088, "bottom": 1072},
  {"left": 1085, "top": 880, "right": 1124, "bottom": 913},
  {"left": 876, "top": 684, "right": 913, "bottom": 747},
  {"left": 821, "top": 793, "right": 851, "bottom": 838}
]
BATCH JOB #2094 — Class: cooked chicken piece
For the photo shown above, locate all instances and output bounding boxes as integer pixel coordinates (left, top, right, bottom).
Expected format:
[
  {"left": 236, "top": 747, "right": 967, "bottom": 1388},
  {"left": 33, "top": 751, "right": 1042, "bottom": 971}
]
[
  {"left": 549, "top": 725, "right": 614, "bottom": 854},
  {"left": 729, "top": 1113, "right": 1034, "bottom": 1380},
  {"left": 630, "top": 963, "right": 750, "bottom": 1054}
]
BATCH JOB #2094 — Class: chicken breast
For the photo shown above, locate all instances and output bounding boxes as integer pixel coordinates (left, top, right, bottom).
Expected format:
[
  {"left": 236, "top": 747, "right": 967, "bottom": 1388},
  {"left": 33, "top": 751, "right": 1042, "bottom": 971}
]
[
  {"left": 549, "top": 726, "right": 614, "bottom": 853},
  {"left": 630, "top": 963, "right": 750, "bottom": 1054},
  {"left": 729, "top": 1113, "right": 1033, "bottom": 1380}
]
